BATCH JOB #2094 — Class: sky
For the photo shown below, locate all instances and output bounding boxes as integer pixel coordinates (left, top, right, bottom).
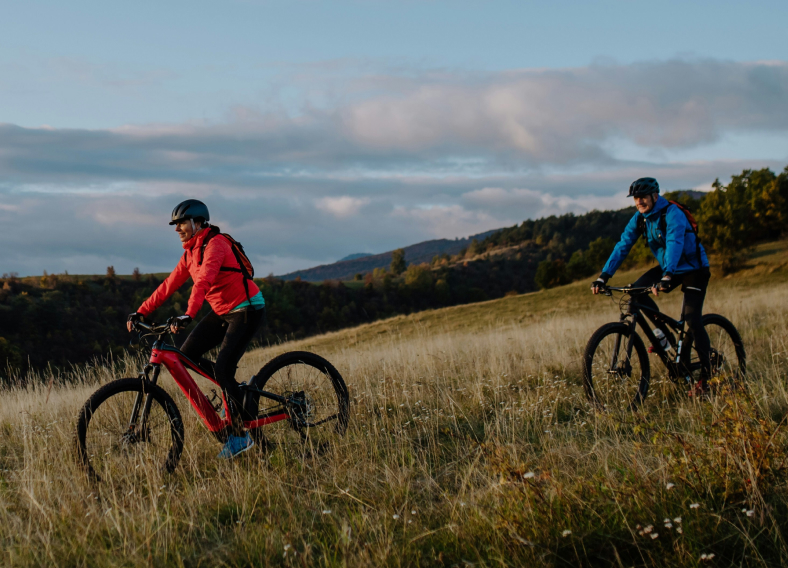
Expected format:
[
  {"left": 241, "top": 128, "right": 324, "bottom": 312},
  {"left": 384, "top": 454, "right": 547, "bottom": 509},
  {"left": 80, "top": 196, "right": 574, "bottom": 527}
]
[{"left": 1, "top": 0, "right": 787, "bottom": 277}]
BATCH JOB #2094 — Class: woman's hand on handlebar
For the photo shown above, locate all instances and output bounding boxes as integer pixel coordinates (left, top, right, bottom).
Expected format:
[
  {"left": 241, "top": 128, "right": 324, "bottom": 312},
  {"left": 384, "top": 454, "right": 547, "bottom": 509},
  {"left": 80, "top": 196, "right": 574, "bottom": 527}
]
[
  {"left": 127, "top": 312, "right": 145, "bottom": 332},
  {"left": 170, "top": 315, "right": 192, "bottom": 334}
]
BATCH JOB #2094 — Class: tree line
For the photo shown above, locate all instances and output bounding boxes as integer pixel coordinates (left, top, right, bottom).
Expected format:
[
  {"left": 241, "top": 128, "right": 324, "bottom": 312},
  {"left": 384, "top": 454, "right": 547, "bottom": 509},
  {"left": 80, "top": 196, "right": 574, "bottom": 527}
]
[{"left": 1, "top": 164, "right": 786, "bottom": 377}]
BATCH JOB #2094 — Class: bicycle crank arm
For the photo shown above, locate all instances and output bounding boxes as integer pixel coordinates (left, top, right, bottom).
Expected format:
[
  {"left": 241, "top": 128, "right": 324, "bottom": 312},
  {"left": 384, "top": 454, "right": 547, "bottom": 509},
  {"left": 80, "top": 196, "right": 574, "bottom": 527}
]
[{"left": 296, "top": 413, "right": 339, "bottom": 428}]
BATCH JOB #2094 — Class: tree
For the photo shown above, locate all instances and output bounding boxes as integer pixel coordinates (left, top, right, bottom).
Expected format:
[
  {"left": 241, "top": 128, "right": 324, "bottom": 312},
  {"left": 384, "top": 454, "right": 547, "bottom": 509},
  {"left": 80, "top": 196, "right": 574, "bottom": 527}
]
[
  {"left": 403, "top": 263, "right": 433, "bottom": 292},
  {"left": 534, "top": 259, "right": 569, "bottom": 290},
  {"left": 106, "top": 266, "right": 116, "bottom": 279},
  {"left": 566, "top": 251, "right": 593, "bottom": 281},
  {"left": 698, "top": 178, "right": 752, "bottom": 273},
  {"left": 132, "top": 267, "right": 141, "bottom": 281},
  {"left": 466, "top": 239, "right": 481, "bottom": 258},
  {"left": 390, "top": 249, "right": 406, "bottom": 275},
  {"left": 585, "top": 237, "right": 616, "bottom": 271}
]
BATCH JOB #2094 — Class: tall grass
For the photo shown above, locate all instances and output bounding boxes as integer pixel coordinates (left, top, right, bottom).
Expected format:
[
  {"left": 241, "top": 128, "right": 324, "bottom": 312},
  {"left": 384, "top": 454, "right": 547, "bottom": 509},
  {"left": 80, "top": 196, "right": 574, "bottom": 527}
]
[{"left": 1, "top": 258, "right": 788, "bottom": 566}]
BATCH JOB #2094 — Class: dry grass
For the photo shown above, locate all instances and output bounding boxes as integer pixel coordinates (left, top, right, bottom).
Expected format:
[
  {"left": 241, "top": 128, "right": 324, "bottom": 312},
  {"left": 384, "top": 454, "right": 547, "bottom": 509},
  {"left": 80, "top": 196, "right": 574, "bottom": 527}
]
[{"left": 2, "top": 242, "right": 788, "bottom": 566}]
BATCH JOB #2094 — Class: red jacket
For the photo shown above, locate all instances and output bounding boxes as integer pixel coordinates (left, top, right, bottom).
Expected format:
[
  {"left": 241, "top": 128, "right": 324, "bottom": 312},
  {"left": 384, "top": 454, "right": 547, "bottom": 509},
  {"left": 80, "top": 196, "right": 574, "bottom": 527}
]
[{"left": 138, "top": 227, "right": 260, "bottom": 318}]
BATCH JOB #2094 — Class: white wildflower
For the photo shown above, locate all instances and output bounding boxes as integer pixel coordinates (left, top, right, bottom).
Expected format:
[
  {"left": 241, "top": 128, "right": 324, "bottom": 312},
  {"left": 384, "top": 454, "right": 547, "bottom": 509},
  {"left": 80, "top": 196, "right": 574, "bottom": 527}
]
[
  {"left": 673, "top": 517, "right": 682, "bottom": 523},
  {"left": 322, "top": 509, "right": 332, "bottom": 515},
  {"left": 562, "top": 530, "right": 572, "bottom": 537},
  {"left": 690, "top": 503, "right": 700, "bottom": 509},
  {"left": 523, "top": 472, "right": 535, "bottom": 479},
  {"left": 665, "top": 482, "right": 675, "bottom": 490}
]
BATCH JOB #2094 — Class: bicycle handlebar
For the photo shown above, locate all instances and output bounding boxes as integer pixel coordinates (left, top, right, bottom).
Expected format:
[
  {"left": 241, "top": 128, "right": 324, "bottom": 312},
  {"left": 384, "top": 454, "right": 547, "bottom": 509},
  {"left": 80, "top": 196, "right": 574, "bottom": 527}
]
[
  {"left": 600, "top": 285, "right": 653, "bottom": 296},
  {"left": 135, "top": 318, "right": 175, "bottom": 336}
]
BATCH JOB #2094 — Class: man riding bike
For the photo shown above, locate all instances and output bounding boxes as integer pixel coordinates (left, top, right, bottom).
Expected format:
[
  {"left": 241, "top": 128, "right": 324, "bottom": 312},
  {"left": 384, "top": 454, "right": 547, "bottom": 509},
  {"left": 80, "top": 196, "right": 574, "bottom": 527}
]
[
  {"left": 591, "top": 178, "right": 713, "bottom": 396},
  {"left": 127, "top": 199, "right": 265, "bottom": 458}
]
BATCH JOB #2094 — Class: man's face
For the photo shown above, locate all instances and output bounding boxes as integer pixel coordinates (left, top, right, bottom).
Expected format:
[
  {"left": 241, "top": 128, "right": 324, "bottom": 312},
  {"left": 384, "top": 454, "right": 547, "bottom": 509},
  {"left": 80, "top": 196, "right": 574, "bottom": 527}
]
[
  {"left": 634, "top": 193, "right": 657, "bottom": 214},
  {"left": 175, "top": 220, "right": 200, "bottom": 242}
]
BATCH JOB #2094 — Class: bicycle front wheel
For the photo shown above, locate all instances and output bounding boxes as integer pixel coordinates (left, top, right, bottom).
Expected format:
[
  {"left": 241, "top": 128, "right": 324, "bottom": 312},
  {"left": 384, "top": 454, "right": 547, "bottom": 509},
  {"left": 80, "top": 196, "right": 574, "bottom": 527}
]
[
  {"left": 74, "top": 378, "right": 184, "bottom": 482},
  {"left": 582, "top": 322, "right": 650, "bottom": 412},
  {"left": 247, "top": 351, "right": 349, "bottom": 451}
]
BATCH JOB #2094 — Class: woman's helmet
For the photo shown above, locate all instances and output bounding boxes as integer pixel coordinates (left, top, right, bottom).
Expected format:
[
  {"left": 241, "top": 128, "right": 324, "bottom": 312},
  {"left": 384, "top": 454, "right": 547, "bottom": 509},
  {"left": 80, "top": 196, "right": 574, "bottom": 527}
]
[
  {"left": 628, "top": 177, "right": 660, "bottom": 197},
  {"left": 169, "top": 199, "right": 210, "bottom": 225}
]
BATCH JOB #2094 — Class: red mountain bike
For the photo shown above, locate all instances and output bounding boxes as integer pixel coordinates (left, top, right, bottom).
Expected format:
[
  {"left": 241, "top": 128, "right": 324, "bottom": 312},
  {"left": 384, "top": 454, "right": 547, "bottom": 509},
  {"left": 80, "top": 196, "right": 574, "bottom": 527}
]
[{"left": 74, "top": 318, "right": 349, "bottom": 481}]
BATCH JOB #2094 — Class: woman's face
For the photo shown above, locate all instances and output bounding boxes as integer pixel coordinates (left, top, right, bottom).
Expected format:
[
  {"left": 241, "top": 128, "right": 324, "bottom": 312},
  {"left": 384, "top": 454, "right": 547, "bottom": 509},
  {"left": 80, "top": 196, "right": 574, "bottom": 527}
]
[{"left": 175, "top": 219, "right": 201, "bottom": 243}]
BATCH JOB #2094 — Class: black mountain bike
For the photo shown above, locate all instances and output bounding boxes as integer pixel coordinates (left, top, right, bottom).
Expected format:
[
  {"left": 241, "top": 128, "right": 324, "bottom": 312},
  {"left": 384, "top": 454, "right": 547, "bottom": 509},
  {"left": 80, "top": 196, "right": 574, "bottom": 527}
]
[{"left": 582, "top": 286, "right": 746, "bottom": 412}]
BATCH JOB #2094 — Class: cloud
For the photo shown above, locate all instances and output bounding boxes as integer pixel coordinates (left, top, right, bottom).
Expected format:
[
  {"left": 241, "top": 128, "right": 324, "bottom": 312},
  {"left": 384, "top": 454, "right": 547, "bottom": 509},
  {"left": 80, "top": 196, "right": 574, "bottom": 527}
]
[
  {"left": 0, "top": 58, "right": 786, "bottom": 276},
  {"left": 315, "top": 195, "right": 369, "bottom": 217},
  {"left": 1, "top": 58, "right": 786, "bottom": 189},
  {"left": 462, "top": 187, "right": 629, "bottom": 218}
]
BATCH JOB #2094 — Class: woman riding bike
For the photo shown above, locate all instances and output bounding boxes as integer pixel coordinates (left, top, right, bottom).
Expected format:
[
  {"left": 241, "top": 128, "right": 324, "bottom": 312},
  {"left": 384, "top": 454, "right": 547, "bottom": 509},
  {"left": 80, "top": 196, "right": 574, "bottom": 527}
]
[
  {"left": 591, "top": 177, "right": 713, "bottom": 396},
  {"left": 127, "top": 199, "right": 265, "bottom": 458}
]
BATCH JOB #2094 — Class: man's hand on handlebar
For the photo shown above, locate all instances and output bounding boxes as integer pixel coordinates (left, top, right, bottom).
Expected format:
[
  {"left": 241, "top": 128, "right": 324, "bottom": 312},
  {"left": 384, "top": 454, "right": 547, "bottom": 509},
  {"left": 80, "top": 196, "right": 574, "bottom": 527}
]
[
  {"left": 591, "top": 276, "right": 608, "bottom": 295},
  {"left": 170, "top": 315, "right": 192, "bottom": 334},
  {"left": 651, "top": 275, "right": 672, "bottom": 297},
  {"left": 127, "top": 312, "right": 145, "bottom": 333}
]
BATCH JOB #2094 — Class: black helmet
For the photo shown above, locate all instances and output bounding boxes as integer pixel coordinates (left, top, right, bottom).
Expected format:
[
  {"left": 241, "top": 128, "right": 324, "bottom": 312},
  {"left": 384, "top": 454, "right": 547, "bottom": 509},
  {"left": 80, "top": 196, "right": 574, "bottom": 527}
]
[
  {"left": 169, "top": 199, "right": 210, "bottom": 225},
  {"left": 628, "top": 177, "right": 660, "bottom": 198}
]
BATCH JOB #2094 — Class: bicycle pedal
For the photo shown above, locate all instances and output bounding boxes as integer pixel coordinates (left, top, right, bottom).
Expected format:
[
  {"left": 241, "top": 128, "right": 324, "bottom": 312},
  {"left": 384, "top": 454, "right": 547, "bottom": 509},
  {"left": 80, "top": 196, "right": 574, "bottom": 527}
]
[{"left": 648, "top": 345, "right": 656, "bottom": 353}]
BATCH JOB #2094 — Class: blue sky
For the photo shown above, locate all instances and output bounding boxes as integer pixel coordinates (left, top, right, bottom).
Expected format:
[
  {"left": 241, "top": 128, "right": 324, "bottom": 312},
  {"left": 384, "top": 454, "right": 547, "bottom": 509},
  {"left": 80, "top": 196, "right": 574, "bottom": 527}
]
[{"left": 1, "top": 0, "right": 787, "bottom": 276}]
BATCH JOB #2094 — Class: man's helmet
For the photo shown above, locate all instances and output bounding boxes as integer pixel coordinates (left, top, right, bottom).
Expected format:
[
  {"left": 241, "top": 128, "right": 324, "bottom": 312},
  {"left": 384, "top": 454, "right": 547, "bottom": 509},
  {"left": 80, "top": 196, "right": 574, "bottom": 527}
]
[
  {"left": 169, "top": 199, "right": 210, "bottom": 226},
  {"left": 628, "top": 177, "right": 660, "bottom": 198}
]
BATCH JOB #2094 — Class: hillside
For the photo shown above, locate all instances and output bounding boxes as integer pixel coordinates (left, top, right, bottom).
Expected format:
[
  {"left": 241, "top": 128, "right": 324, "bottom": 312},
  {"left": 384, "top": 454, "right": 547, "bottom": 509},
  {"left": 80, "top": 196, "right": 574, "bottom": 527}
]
[
  {"left": 278, "top": 229, "right": 499, "bottom": 281},
  {"left": 2, "top": 163, "right": 785, "bottom": 375},
  {"left": 1, "top": 241, "right": 787, "bottom": 567}
]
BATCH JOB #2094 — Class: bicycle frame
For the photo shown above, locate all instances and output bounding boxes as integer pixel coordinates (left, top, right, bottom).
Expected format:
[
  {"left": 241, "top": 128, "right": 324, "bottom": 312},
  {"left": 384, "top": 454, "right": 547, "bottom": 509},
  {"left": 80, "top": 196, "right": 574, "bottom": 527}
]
[
  {"left": 616, "top": 292, "right": 694, "bottom": 382},
  {"left": 130, "top": 336, "right": 290, "bottom": 434}
]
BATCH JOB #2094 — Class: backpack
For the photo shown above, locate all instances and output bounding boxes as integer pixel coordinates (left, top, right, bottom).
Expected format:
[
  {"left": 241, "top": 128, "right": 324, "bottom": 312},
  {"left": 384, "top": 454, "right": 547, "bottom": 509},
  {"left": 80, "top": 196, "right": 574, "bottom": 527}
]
[
  {"left": 636, "top": 200, "right": 704, "bottom": 268},
  {"left": 197, "top": 226, "right": 255, "bottom": 302}
]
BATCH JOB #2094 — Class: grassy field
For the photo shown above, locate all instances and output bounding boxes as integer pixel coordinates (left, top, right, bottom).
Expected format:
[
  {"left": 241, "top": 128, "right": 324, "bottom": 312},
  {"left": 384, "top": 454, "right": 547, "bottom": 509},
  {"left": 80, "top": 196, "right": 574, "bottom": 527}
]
[{"left": 2, "top": 242, "right": 788, "bottom": 567}]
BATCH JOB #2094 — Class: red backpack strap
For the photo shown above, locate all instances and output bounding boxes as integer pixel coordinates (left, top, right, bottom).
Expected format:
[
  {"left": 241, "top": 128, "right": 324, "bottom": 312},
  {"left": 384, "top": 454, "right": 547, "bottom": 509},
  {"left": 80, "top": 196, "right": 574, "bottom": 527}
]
[{"left": 198, "top": 227, "right": 221, "bottom": 266}]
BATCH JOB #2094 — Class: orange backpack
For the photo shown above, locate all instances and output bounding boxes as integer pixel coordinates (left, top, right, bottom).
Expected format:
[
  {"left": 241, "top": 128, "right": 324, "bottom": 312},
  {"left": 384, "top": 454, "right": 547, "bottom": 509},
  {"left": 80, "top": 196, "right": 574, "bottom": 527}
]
[{"left": 198, "top": 227, "right": 255, "bottom": 300}]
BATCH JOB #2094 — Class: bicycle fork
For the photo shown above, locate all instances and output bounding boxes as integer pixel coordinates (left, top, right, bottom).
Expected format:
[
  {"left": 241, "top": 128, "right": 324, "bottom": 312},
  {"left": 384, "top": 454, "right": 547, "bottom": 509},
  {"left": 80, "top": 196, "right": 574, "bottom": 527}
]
[
  {"left": 611, "top": 313, "right": 638, "bottom": 376},
  {"left": 125, "top": 364, "right": 161, "bottom": 443}
]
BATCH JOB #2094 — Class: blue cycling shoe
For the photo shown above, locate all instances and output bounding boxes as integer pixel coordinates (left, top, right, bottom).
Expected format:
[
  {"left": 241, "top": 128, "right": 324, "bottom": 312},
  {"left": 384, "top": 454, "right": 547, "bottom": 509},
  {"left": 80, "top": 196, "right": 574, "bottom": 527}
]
[{"left": 217, "top": 432, "right": 255, "bottom": 459}]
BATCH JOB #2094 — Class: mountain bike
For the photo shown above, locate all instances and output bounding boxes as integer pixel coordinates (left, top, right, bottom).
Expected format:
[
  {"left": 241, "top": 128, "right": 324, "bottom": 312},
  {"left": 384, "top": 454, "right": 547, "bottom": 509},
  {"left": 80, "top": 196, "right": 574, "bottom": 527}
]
[
  {"left": 582, "top": 285, "right": 746, "bottom": 412},
  {"left": 74, "top": 318, "right": 350, "bottom": 482}
]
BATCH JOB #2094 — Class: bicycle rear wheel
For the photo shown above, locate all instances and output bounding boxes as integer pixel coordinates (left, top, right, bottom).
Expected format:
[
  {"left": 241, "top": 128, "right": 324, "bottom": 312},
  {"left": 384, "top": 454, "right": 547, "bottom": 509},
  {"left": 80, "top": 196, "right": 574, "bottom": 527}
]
[
  {"left": 582, "top": 322, "right": 650, "bottom": 412},
  {"left": 682, "top": 313, "right": 746, "bottom": 387},
  {"left": 246, "top": 351, "right": 349, "bottom": 451},
  {"left": 74, "top": 378, "right": 184, "bottom": 482}
]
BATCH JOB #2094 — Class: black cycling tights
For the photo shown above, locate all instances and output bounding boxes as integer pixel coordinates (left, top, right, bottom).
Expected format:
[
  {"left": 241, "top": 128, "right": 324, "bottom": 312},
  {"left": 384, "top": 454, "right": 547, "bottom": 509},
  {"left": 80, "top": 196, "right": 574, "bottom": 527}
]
[
  {"left": 180, "top": 308, "right": 265, "bottom": 425},
  {"left": 633, "top": 266, "right": 712, "bottom": 383}
]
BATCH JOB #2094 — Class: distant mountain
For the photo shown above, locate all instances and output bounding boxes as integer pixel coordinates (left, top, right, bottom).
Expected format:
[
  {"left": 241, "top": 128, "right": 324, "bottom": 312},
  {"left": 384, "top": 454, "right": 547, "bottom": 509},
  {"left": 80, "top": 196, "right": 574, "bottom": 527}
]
[
  {"left": 338, "top": 253, "right": 373, "bottom": 262},
  {"left": 279, "top": 229, "right": 499, "bottom": 282}
]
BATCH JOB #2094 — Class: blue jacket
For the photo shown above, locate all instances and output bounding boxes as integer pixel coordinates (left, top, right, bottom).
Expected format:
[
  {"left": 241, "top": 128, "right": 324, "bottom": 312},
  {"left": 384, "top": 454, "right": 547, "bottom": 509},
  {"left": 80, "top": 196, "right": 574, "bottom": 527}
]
[{"left": 601, "top": 196, "right": 709, "bottom": 278}]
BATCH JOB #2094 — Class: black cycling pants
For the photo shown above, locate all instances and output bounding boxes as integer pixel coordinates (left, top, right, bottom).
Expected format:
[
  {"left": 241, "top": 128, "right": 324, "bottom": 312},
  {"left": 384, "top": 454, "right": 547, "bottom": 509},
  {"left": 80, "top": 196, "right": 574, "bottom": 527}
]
[
  {"left": 633, "top": 266, "right": 712, "bottom": 381},
  {"left": 180, "top": 308, "right": 265, "bottom": 423}
]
